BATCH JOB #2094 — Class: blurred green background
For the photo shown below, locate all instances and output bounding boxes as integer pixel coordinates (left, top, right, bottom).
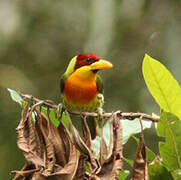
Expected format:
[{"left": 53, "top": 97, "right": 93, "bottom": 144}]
[{"left": 1, "top": 0, "right": 181, "bottom": 179}]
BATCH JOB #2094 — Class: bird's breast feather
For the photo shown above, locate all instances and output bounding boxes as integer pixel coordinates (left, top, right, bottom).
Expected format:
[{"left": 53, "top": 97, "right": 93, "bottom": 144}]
[{"left": 64, "top": 76, "right": 97, "bottom": 104}]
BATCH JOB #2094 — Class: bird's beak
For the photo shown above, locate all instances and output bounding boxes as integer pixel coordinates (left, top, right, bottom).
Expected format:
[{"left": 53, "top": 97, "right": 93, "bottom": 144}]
[{"left": 90, "top": 59, "right": 113, "bottom": 70}]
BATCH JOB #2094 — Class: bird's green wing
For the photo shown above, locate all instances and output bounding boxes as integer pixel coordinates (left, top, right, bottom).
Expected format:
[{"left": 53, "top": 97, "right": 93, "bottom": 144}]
[
  {"left": 60, "top": 56, "right": 77, "bottom": 93},
  {"left": 96, "top": 75, "right": 104, "bottom": 94},
  {"left": 65, "top": 56, "right": 77, "bottom": 75},
  {"left": 60, "top": 73, "right": 68, "bottom": 94}
]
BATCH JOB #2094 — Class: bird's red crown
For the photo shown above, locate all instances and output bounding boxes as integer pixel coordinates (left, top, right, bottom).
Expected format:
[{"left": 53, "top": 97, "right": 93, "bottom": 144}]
[{"left": 75, "top": 54, "right": 100, "bottom": 69}]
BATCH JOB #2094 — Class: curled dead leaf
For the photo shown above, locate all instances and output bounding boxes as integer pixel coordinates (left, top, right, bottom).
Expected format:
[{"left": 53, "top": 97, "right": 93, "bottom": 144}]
[
  {"left": 15, "top": 106, "right": 45, "bottom": 168},
  {"left": 13, "top": 106, "right": 123, "bottom": 180},
  {"left": 12, "top": 106, "right": 79, "bottom": 180},
  {"left": 132, "top": 132, "right": 149, "bottom": 180},
  {"left": 88, "top": 113, "right": 123, "bottom": 179}
]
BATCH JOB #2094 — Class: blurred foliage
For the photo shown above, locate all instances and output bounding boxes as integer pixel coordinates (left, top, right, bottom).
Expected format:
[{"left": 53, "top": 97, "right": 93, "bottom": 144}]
[{"left": 1, "top": 0, "right": 181, "bottom": 179}]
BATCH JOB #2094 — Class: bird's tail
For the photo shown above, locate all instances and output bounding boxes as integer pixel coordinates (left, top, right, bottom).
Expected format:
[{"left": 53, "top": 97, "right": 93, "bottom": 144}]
[{"left": 70, "top": 115, "right": 100, "bottom": 139}]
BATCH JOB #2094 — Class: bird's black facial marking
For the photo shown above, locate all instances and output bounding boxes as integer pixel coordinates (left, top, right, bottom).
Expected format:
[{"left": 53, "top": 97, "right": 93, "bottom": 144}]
[
  {"left": 85, "top": 58, "right": 98, "bottom": 65},
  {"left": 92, "top": 69, "right": 98, "bottom": 73}
]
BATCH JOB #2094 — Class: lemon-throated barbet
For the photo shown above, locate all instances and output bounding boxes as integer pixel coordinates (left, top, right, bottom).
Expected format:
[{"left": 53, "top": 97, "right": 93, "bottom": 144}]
[{"left": 60, "top": 54, "right": 113, "bottom": 138}]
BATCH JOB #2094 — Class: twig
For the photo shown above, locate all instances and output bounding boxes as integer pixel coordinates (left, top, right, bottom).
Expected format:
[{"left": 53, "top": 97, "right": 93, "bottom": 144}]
[{"left": 19, "top": 92, "right": 160, "bottom": 122}]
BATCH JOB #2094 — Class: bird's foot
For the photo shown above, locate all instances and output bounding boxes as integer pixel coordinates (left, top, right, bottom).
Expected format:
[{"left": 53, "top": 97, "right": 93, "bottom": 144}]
[
  {"left": 97, "top": 107, "right": 103, "bottom": 123},
  {"left": 95, "top": 107, "right": 104, "bottom": 137}
]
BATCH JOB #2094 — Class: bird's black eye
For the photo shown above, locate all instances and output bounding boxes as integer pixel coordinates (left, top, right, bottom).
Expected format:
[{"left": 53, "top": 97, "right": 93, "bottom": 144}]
[{"left": 85, "top": 58, "right": 97, "bottom": 65}]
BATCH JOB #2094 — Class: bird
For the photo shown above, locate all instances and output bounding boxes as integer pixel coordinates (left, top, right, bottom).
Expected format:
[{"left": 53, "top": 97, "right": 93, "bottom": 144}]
[{"left": 60, "top": 53, "right": 113, "bottom": 139}]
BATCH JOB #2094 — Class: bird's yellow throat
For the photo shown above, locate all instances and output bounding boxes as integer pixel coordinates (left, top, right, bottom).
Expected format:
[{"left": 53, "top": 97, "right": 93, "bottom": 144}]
[{"left": 64, "top": 66, "right": 98, "bottom": 105}]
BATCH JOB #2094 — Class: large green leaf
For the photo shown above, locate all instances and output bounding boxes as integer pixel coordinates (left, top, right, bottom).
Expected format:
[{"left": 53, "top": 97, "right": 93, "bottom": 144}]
[
  {"left": 171, "top": 169, "right": 181, "bottom": 180},
  {"left": 142, "top": 54, "right": 181, "bottom": 120},
  {"left": 92, "top": 119, "right": 152, "bottom": 157},
  {"left": 148, "top": 158, "right": 174, "bottom": 180},
  {"left": 157, "top": 111, "right": 181, "bottom": 178},
  {"left": 122, "top": 119, "right": 152, "bottom": 144}
]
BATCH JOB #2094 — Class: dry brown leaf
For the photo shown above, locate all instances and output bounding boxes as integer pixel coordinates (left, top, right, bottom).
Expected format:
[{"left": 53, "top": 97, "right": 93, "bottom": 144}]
[
  {"left": 13, "top": 106, "right": 79, "bottom": 180},
  {"left": 66, "top": 112, "right": 91, "bottom": 156},
  {"left": 105, "top": 116, "right": 114, "bottom": 160},
  {"left": 73, "top": 155, "right": 85, "bottom": 180},
  {"left": 31, "top": 173, "right": 46, "bottom": 180},
  {"left": 49, "top": 123, "right": 79, "bottom": 179},
  {"left": 16, "top": 107, "right": 45, "bottom": 167},
  {"left": 109, "top": 114, "right": 123, "bottom": 179},
  {"left": 13, "top": 105, "right": 124, "bottom": 180},
  {"left": 65, "top": 111, "right": 100, "bottom": 174},
  {"left": 99, "top": 137, "right": 108, "bottom": 165},
  {"left": 132, "top": 134, "right": 149, "bottom": 180},
  {"left": 35, "top": 110, "right": 55, "bottom": 175},
  {"left": 89, "top": 113, "right": 123, "bottom": 180},
  {"left": 82, "top": 116, "right": 92, "bottom": 149},
  {"left": 12, "top": 163, "right": 38, "bottom": 180},
  {"left": 35, "top": 109, "right": 79, "bottom": 179}
]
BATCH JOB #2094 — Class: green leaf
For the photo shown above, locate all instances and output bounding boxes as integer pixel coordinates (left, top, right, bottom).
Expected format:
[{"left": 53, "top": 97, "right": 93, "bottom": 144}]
[
  {"left": 84, "top": 163, "right": 90, "bottom": 173},
  {"left": 41, "top": 107, "right": 60, "bottom": 127},
  {"left": 41, "top": 107, "right": 69, "bottom": 128},
  {"left": 92, "top": 119, "right": 152, "bottom": 157},
  {"left": 61, "top": 112, "right": 69, "bottom": 129},
  {"left": 148, "top": 158, "right": 174, "bottom": 180},
  {"left": 157, "top": 111, "right": 181, "bottom": 175},
  {"left": 171, "top": 169, "right": 181, "bottom": 180},
  {"left": 142, "top": 54, "right": 181, "bottom": 120},
  {"left": 119, "top": 170, "right": 130, "bottom": 180},
  {"left": 122, "top": 119, "right": 152, "bottom": 144},
  {"left": 8, "top": 88, "right": 23, "bottom": 105},
  {"left": 146, "top": 146, "right": 156, "bottom": 164},
  {"left": 92, "top": 136, "right": 101, "bottom": 158},
  {"left": 102, "top": 120, "right": 110, "bottom": 149}
]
